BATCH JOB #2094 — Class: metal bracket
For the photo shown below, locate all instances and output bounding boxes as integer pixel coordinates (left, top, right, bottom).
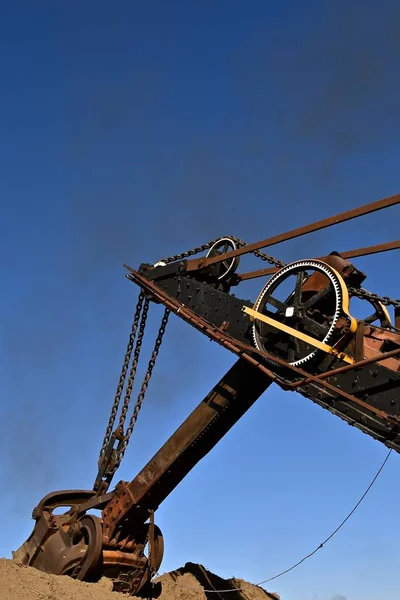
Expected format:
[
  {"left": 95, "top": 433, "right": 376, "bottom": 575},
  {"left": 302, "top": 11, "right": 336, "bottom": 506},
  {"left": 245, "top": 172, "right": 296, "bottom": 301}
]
[
  {"left": 243, "top": 306, "right": 355, "bottom": 364},
  {"left": 93, "top": 429, "right": 125, "bottom": 493}
]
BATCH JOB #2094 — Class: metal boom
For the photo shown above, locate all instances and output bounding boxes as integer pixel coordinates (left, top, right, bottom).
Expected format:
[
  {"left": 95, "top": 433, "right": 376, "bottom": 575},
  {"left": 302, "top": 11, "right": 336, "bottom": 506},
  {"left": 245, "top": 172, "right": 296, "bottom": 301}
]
[{"left": 13, "top": 193, "right": 400, "bottom": 596}]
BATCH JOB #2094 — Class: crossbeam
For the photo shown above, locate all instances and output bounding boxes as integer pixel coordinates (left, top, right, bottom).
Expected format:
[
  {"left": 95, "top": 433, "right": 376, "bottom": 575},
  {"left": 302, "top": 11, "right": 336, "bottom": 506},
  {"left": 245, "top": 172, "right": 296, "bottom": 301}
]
[
  {"left": 185, "top": 194, "right": 400, "bottom": 272},
  {"left": 237, "top": 240, "right": 400, "bottom": 281}
]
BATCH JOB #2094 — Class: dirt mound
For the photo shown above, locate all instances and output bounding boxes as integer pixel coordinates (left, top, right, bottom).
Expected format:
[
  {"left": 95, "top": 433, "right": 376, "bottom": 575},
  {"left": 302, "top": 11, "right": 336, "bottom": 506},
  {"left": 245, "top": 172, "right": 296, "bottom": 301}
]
[
  {"left": 0, "top": 559, "right": 280, "bottom": 600},
  {"left": 162, "top": 562, "right": 280, "bottom": 600}
]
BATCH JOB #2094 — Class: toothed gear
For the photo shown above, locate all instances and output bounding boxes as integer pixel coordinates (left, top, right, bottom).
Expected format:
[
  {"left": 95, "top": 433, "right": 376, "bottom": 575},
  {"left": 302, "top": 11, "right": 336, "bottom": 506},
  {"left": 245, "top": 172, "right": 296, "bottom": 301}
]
[{"left": 252, "top": 260, "right": 343, "bottom": 367}]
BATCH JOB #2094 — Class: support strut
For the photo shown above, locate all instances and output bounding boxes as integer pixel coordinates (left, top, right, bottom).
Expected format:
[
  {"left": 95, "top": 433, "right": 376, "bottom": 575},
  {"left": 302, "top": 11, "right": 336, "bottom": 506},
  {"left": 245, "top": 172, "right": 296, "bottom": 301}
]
[{"left": 102, "top": 358, "right": 273, "bottom": 540}]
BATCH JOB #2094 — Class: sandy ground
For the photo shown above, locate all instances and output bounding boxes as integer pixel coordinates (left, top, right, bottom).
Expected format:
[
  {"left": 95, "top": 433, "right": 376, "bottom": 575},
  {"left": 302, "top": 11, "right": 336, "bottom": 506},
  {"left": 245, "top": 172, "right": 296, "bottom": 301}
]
[{"left": 0, "top": 559, "right": 280, "bottom": 600}]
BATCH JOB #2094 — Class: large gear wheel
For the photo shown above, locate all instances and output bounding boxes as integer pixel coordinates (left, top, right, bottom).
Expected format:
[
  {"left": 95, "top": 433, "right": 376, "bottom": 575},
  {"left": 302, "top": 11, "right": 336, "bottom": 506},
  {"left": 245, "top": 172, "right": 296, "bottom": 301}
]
[{"left": 252, "top": 260, "right": 345, "bottom": 367}]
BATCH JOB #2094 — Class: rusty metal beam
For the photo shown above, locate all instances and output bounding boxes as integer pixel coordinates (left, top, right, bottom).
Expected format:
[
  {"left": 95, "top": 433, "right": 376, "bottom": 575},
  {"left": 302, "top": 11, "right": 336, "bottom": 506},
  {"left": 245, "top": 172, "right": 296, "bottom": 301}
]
[
  {"left": 102, "top": 358, "right": 272, "bottom": 540},
  {"left": 340, "top": 240, "right": 400, "bottom": 260},
  {"left": 237, "top": 240, "right": 400, "bottom": 281},
  {"left": 125, "top": 266, "right": 400, "bottom": 429},
  {"left": 295, "top": 346, "right": 400, "bottom": 386},
  {"left": 185, "top": 194, "right": 400, "bottom": 272}
]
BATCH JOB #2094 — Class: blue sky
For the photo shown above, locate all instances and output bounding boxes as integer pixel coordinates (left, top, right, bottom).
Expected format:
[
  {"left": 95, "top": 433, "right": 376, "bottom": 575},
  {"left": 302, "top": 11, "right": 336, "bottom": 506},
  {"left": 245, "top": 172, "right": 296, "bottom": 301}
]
[{"left": 1, "top": 1, "right": 400, "bottom": 599}]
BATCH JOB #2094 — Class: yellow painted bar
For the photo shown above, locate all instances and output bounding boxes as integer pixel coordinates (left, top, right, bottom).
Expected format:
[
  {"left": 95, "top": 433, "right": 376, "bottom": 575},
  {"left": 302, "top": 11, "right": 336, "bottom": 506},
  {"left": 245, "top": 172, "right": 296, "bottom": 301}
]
[{"left": 243, "top": 306, "right": 355, "bottom": 365}]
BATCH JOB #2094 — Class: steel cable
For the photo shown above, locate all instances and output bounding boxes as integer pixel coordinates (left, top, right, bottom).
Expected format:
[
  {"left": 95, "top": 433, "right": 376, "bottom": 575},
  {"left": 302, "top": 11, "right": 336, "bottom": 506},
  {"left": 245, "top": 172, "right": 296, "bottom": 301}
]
[{"left": 163, "top": 449, "right": 392, "bottom": 593}]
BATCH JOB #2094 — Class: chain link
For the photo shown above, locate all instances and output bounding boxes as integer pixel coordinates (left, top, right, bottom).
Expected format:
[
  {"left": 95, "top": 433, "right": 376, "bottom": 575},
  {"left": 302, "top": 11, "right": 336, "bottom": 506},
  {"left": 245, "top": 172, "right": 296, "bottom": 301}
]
[
  {"left": 117, "top": 308, "right": 170, "bottom": 464},
  {"left": 229, "top": 235, "right": 285, "bottom": 268},
  {"left": 98, "top": 239, "right": 399, "bottom": 482},
  {"left": 159, "top": 236, "right": 399, "bottom": 306},
  {"left": 159, "top": 240, "right": 221, "bottom": 264},
  {"left": 98, "top": 291, "right": 145, "bottom": 464},
  {"left": 97, "top": 297, "right": 170, "bottom": 487},
  {"left": 158, "top": 235, "right": 284, "bottom": 268},
  {"left": 97, "top": 234, "right": 280, "bottom": 483},
  {"left": 117, "top": 299, "right": 150, "bottom": 432},
  {"left": 96, "top": 305, "right": 170, "bottom": 487},
  {"left": 349, "top": 287, "right": 400, "bottom": 309}
]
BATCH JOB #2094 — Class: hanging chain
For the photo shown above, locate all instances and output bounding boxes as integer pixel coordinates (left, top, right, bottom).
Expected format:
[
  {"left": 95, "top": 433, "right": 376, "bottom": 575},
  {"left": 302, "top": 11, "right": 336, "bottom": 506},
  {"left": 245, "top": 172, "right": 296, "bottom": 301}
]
[
  {"left": 96, "top": 299, "right": 169, "bottom": 488},
  {"left": 97, "top": 238, "right": 399, "bottom": 486},
  {"left": 116, "top": 299, "right": 150, "bottom": 432},
  {"left": 117, "top": 308, "right": 170, "bottom": 464},
  {"left": 98, "top": 290, "right": 145, "bottom": 464}
]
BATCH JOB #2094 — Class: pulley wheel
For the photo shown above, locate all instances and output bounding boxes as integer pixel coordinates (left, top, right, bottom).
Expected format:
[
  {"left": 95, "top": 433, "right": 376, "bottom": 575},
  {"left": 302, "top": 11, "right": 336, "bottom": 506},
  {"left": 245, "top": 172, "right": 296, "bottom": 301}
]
[
  {"left": 349, "top": 292, "right": 392, "bottom": 329},
  {"left": 60, "top": 514, "right": 103, "bottom": 582},
  {"left": 75, "top": 514, "right": 103, "bottom": 581},
  {"left": 206, "top": 237, "right": 240, "bottom": 281}
]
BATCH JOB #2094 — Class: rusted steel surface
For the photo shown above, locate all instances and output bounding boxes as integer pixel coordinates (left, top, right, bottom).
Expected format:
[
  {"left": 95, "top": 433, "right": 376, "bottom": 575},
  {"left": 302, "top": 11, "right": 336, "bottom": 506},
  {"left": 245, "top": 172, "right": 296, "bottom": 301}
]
[
  {"left": 14, "top": 192, "right": 400, "bottom": 596},
  {"left": 125, "top": 264, "right": 400, "bottom": 461},
  {"left": 396, "top": 307, "right": 400, "bottom": 329},
  {"left": 300, "top": 252, "right": 365, "bottom": 293},
  {"left": 338, "top": 240, "right": 400, "bottom": 260},
  {"left": 102, "top": 357, "right": 273, "bottom": 542},
  {"left": 125, "top": 266, "right": 400, "bottom": 426},
  {"left": 13, "top": 494, "right": 105, "bottom": 582},
  {"left": 362, "top": 327, "right": 400, "bottom": 371},
  {"left": 237, "top": 240, "right": 400, "bottom": 281},
  {"left": 185, "top": 194, "right": 400, "bottom": 272},
  {"left": 13, "top": 485, "right": 162, "bottom": 595},
  {"left": 31, "top": 489, "right": 97, "bottom": 518},
  {"left": 302, "top": 344, "right": 400, "bottom": 381}
]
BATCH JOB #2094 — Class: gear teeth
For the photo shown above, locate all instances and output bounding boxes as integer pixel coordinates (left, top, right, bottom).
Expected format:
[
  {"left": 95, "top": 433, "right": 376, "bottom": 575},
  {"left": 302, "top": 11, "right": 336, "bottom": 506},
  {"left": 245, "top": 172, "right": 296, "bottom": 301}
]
[{"left": 252, "top": 260, "right": 342, "bottom": 368}]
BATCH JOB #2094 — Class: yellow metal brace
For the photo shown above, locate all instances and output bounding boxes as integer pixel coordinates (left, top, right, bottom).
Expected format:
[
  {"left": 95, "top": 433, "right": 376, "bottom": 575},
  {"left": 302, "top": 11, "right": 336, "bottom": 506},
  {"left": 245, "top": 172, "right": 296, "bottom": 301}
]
[{"left": 243, "top": 306, "right": 355, "bottom": 365}]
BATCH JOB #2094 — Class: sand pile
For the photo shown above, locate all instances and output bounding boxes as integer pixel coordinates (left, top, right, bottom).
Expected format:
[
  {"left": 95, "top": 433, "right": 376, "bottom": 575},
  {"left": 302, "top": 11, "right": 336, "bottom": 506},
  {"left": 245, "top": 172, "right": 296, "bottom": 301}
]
[{"left": 0, "top": 559, "right": 280, "bottom": 600}]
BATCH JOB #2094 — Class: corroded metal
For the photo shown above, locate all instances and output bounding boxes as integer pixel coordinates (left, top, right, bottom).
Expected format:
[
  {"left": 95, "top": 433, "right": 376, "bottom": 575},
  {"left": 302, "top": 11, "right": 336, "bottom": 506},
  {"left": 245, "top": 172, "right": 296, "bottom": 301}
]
[
  {"left": 184, "top": 193, "right": 400, "bottom": 272},
  {"left": 14, "top": 193, "right": 400, "bottom": 596}
]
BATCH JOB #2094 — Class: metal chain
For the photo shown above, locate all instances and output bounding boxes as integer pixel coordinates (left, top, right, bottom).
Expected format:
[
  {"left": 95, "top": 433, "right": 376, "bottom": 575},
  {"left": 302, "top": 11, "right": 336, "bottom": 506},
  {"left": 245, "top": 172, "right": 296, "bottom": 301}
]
[
  {"left": 117, "top": 308, "right": 171, "bottom": 464},
  {"left": 116, "top": 299, "right": 150, "bottom": 432},
  {"left": 160, "top": 236, "right": 400, "bottom": 306},
  {"left": 348, "top": 286, "right": 400, "bottom": 309},
  {"left": 159, "top": 240, "right": 221, "bottom": 264},
  {"left": 98, "top": 290, "right": 145, "bottom": 464},
  {"left": 158, "top": 235, "right": 284, "bottom": 268},
  {"left": 159, "top": 235, "right": 400, "bottom": 308},
  {"left": 95, "top": 300, "right": 170, "bottom": 487},
  {"left": 229, "top": 235, "right": 286, "bottom": 268}
]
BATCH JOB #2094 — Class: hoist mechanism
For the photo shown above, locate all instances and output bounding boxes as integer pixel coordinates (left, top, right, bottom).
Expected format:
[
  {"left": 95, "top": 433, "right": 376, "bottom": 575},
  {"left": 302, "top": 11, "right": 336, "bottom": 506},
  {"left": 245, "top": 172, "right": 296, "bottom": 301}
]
[{"left": 13, "top": 193, "right": 400, "bottom": 596}]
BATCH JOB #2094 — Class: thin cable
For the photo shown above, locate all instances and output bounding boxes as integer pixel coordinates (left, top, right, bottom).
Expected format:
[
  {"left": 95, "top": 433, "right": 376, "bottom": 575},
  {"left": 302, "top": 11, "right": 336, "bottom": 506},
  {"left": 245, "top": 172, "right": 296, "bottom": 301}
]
[{"left": 165, "top": 449, "right": 392, "bottom": 593}]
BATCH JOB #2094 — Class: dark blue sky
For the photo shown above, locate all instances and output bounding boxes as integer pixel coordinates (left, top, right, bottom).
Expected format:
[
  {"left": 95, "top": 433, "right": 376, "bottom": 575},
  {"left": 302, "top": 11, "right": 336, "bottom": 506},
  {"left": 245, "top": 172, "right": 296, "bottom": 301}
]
[{"left": 1, "top": 2, "right": 400, "bottom": 599}]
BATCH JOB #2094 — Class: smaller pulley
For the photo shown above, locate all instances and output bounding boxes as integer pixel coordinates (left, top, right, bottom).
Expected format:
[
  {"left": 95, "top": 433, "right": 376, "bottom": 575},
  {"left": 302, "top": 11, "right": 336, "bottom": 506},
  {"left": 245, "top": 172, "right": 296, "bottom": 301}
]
[
  {"left": 251, "top": 259, "right": 354, "bottom": 367},
  {"left": 349, "top": 290, "right": 392, "bottom": 329},
  {"left": 205, "top": 237, "right": 240, "bottom": 281}
]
